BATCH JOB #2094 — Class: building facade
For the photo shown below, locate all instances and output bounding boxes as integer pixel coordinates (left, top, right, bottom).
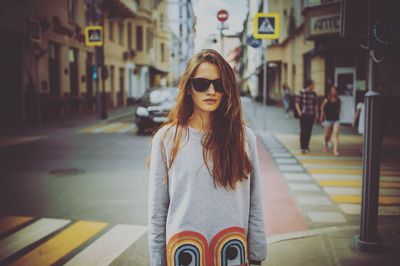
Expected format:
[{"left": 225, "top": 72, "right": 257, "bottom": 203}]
[
  {"left": 167, "top": 0, "right": 195, "bottom": 85},
  {"left": 0, "top": 0, "right": 171, "bottom": 125},
  {"left": 266, "top": 0, "right": 367, "bottom": 123}
]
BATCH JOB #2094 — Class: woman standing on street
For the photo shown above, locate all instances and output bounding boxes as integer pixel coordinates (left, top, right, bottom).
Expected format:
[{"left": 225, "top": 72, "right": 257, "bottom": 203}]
[
  {"left": 320, "top": 85, "right": 341, "bottom": 156},
  {"left": 148, "top": 49, "right": 267, "bottom": 266}
]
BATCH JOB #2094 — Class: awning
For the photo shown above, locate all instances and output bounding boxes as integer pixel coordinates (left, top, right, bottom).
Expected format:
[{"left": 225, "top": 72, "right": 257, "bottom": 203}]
[
  {"left": 104, "top": 0, "right": 137, "bottom": 18},
  {"left": 149, "top": 65, "right": 169, "bottom": 75}
]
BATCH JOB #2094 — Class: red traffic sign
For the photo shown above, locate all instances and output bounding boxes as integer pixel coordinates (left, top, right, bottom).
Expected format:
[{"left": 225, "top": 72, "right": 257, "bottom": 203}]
[{"left": 217, "top": 10, "right": 229, "bottom": 22}]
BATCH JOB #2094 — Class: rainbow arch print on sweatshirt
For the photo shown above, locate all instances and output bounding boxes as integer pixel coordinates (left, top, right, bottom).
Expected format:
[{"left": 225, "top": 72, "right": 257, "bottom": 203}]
[{"left": 166, "top": 227, "right": 248, "bottom": 266}]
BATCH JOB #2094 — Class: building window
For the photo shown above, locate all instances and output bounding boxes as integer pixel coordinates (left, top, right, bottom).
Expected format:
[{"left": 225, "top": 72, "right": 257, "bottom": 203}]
[
  {"left": 160, "top": 14, "right": 164, "bottom": 30},
  {"left": 136, "top": 26, "right": 143, "bottom": 51},
  {"left": 146, "top": 28, "right": 152, "bottom": 52},
  {"left": 161, "top": 43, "right": 165, "bottom": 62},
  {"left": 127, "top": 22, "right": 132, "bottom": 49},
  {"left": 68, "top": 0, "right": 76, "bottom": 22},
  {"left": 109, "top": 21, "right": 114, "bottom": 41},
  {"left": 118, "top": 22, "right": 124, "bottom": 45}
]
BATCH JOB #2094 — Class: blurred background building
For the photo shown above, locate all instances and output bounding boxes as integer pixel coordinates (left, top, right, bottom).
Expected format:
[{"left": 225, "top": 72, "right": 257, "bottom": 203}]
[
  {"left": 239, "top": 0, "right": 399, "bottom": 133},
  {"left": 0, "top": 0, "right": 184, "bottom": 125}
]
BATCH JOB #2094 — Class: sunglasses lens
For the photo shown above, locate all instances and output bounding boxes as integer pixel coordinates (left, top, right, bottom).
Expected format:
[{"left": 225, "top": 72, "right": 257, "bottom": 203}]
[
  {"left": 191, "top": 78, "right": 210, "bottom": 92},
  {"left": 213, "top": 80, "right": 224, "bottom": 92}
]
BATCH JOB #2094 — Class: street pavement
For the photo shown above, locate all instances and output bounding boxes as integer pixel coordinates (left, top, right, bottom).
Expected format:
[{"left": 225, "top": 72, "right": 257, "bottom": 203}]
[
  {"left": 242, "top": 98, "right": 400, "bottom": 266},
  {"left": 0, "top": 98, "right": 399, "bottom": 265}
]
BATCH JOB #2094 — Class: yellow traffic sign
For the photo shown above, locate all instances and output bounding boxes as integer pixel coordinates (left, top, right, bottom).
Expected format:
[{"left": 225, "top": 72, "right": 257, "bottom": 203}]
[
  {"left": 85, "top": 26, "right": 103, "bottom": 47},
  {"left": 253, "top": 13, "right": 280, "bottom": 39}
]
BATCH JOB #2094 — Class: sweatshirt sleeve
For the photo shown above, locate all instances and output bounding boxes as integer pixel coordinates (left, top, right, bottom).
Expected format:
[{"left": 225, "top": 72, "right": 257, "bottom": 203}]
[
  {"left": 148, "top": 129, "right": 170, "bottom": 266},
  {"left": 247, "top": 129, "right": 267, "bottom": 262}
]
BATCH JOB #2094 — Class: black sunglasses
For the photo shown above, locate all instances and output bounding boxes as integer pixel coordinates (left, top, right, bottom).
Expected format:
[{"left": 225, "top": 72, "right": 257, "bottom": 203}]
[{"left": 190, "top": 78, "right": 224, "bottom": 93}]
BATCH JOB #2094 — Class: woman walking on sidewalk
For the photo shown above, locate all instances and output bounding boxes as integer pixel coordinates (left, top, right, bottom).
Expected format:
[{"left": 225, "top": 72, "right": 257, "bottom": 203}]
[
  {"left": 320, "top": 85, "right": 341, "bottom": 156},
  {"left": 148, "top": 49, "right": 267, "bottom": 266}
]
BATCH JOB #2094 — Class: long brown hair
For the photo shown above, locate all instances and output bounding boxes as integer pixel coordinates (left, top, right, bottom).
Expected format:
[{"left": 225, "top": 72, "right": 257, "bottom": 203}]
[{"left": 160, "top": 49, "right": 252, "bottom": 190}]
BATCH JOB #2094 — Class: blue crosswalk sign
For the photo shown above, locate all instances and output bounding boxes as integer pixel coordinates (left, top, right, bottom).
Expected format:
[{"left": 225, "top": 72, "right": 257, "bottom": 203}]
[{"left": 254, "top": 13, "right": 280, "bottom": 39}]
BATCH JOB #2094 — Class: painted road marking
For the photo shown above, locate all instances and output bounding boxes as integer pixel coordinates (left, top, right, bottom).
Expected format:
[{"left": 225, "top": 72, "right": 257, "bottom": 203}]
[
  {"left": 288, "top": 183, "right": 321, "bottom": 192},
  {"left": 283, "top": 173, "right": 311, "bottom": 181},
  {"left": 298, "top": 196, "right": 332, "bottom": 206},
  {"left": 278, "top": 165, "right": 304, "bottom": 172},
  {"left": 331, "top": 195, "right": 400, "bottom": 205},
  {"left": 275, "top": 158, "right": 298, "bottom": 164},
  {"left": 317, "top": 180, "right": 400, "bottom": 189},
  {"left": 307, "top": 212, "right": 347, "bottom": 223},
  {"left": 81, "top": 123, "right": 136, "bottom": 134},
  {"left": 92, "top": 123, "right": 124, "bottom": 133},
  {"left": 307, "top": 168, "right": 399, "bottom": 176},
  {"left": 10, "top": 220, "right": 108, "bottom": 266},
  {"left": 339, "top": 204, "right": 400, "bottom": 216},
  {"left": 81, "top": 123, "right": 109, "bottom": 133},
  {"left": 0, "top": 218, "right": 70, "bottom": 262},
  {"left": 271, "top": 152, "right": 293, "bottom": 158},
  {"left": 311, "top": 174, "right": 400, "bottom": 182},
  {"left": 118, "top": 124, "right": 136, "bottom": 133},
  {"left": 0, "top": 136, "right": 48, "bottom": 147},
  {"left": 65, "top": 224, "right": 147, "bottom": 266},
  {"left": 0, "top": 216, "right": 33, "bottom": 236},
  {"left": 324, "top": 187, "right": 400, "bottom": 196}
]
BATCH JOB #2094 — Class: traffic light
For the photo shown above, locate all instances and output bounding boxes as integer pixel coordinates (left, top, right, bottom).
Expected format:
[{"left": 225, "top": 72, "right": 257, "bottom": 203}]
[{"left": 92, "top": 65, "right": 98, "bottom": 81}]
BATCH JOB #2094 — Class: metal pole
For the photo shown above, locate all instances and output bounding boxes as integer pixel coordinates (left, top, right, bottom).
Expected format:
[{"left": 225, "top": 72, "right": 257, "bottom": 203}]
[
  {"left": 220, "top": 26, "right": 224, "bottom": 56},
  {"left": 98, "top": 0, "right": 108, "bottom": 120},
  {"left": 353, "top": 0, "right": 382, "bottom": 252},
  {"left": 262, "top": 0, "right": 268, "bottom": 130},
  {"left": 35, "top": 57, "right": 42, "bottom": 125}
]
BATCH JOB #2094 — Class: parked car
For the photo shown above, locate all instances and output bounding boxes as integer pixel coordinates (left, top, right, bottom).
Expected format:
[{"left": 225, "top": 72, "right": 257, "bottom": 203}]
[{"left": 135, "top": 87, "right": 178, "bottom": 134}]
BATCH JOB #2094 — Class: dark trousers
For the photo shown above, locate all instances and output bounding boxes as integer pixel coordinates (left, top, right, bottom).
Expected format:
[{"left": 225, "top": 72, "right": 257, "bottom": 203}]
[{"left": 300, "top": 115, "right": 315, "bottom": 150}]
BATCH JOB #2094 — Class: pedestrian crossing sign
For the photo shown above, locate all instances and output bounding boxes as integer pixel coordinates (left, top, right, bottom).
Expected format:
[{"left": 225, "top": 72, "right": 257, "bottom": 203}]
[
  {"left": 254, "top": 13, "right": 280, "bottom": 39},
  {"left": 85, "top": 26, "right": 104, "bottom": 47}
]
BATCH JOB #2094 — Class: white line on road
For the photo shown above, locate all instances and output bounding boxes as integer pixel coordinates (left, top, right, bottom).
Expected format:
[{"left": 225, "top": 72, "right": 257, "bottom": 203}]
[
  {"left": 0, "top": 218, "right": 70, "bottom": 261},
  {"left": 65, "top": 224, "right": 147, "bottom": 266},
  {"left": 324, "top": 187, "right": 400, "bottom": 196}
]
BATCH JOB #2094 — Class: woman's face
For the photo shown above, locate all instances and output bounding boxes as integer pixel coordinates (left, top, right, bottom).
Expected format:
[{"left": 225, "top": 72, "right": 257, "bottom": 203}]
[
  {"left": 189, "top": 62, "right": 224, "bottom": 114},
  {"left": 331, "top": 86, "right": 338, "bottom": 96}
]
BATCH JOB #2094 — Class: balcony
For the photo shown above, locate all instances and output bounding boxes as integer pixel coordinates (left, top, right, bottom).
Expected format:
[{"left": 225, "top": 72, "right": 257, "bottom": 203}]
[
  {"left": 104, "top": 0, "right": 138, "bottom": 18},
  {"left": 304, "top": 0, "right": 340, "bottom": 8}
]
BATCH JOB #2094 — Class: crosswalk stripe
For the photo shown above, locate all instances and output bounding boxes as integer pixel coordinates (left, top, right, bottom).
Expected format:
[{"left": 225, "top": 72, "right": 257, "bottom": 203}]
[
  {"left": 304, "top": 164, "right": 400, "bottom": 171},
  {"left": 118, "top": 124, "right": 136, "bottom": 133},
  {"left": 318, "top": 180, "right": 400, "bottom": 189},
  {"left": 10, "top": 220, "right": 108, "bottom": 266},
  {"left": 331, "top": 195, "right": 400, "bottom": 205},
  {"left": 0, "top": 216, "right": 33, "bottom": 236},
  {"left": 0, "top": 218, "right": 70, "bottom": 262},
  {"left": 324, "top": 187, "right": 400, "bottom": 196},
  {"left": 299, "top": 159, "right": 361, "bottom": 165},
  {"left": 339, "top": 204, "right": 400, "bottom": 215},
  {"left": 65, "top": 224, "right": 147, "bottom": 266},
  {"left": 102, "top": 123, "right": 131, "bottom": 133},
  {"left": 81, "top": 123, "right": 109, "bottom": 133},
  {"left": 311, "top": 174, "right": 400, "bottom": 182},
  {"left": 92, "top": 123, "right": 124, "bottom": 133},
  {"left": 307, "top": 168, "right": 400, "bottom": 176}
]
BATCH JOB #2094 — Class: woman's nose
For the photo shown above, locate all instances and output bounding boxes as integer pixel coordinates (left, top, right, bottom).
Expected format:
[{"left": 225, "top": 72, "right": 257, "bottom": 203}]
[{"left": 206, "top": 83, "right": 216, "bottom": 94}]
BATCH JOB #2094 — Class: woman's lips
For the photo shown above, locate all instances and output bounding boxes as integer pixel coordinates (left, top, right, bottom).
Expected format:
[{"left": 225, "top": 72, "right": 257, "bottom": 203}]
[{"left": 204, "top": 99, "right": 217, "bottom": 104}]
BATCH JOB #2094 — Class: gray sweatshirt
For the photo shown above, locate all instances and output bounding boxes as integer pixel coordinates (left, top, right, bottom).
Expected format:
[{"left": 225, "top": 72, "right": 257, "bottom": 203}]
[{"left": 148, "top": 125, "right": 267, "bottom": 266}]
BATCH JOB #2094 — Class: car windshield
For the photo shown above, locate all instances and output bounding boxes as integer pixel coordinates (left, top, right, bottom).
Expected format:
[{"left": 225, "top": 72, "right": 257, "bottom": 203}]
[{"left": 148, "top": 87, "right": 178, "bottom": 104}]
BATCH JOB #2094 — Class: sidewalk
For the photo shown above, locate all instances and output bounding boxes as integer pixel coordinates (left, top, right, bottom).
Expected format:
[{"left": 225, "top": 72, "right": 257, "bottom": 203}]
[
  {"left": 1, "top": 105, "right": 137, "bottom": 138},
  {"left": 241, "top": 97, "right": 400, "bottom": 266}
]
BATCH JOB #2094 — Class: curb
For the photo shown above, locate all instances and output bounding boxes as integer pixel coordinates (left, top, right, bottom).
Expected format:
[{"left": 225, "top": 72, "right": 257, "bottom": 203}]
[{"left": 267, "top": 225, "right": 359, "bottom": 245}]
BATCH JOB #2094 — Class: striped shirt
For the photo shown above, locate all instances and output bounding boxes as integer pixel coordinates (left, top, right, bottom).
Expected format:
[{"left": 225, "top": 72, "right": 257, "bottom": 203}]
[{"left": 296, "top": 88, "right": 317, "bottom": 116}]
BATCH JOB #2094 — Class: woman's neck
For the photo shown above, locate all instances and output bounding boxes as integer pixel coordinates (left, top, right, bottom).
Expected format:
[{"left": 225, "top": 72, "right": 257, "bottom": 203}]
[{"left": 188, "top": 110, "right": 212, "bottom": 132}]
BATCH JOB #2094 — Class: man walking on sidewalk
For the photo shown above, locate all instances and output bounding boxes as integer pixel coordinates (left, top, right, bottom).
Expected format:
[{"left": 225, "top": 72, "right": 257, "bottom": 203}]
[{"left": 295, "top": 79, "right": 318, "bottom": 154}]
